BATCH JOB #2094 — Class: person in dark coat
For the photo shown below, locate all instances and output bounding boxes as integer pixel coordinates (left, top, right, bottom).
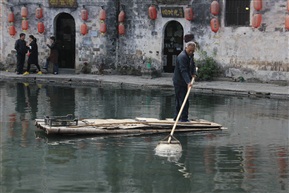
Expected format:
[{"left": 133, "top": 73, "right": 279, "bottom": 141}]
[
  {"left": 172, "top": 41, "right": 197, "bottom": 122},
  {"left": 14, "top": 33, "right": 27, "bottom": 74},
  {"left": 43, "top": 36, "right": 59, "bottom": 74},
  {"left": 23, "top": 35, "right": 42, "bottom": 75}
]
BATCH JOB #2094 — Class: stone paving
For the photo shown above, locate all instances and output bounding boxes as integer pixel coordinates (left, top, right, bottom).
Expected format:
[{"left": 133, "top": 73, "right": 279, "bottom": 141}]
[{"left": 0, "top": 71, "right": 288, "bottom": 99}]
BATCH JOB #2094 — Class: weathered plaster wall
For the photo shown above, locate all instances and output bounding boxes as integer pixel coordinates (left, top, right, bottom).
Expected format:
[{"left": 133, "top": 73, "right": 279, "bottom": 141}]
[
  {"left": 0, "top": 0, "right": 115, "bottom": 73},
  {"left": 116, "top": 0, "right": 153, "bottom": 74},
  {"left": 1, "top": 0, "right": 47, "bottom": 69},
  {"left": 0, "top": 0, "right": 288, "bottom": 82},
  {"left": 75, "top": 0, "right": 117, "bottom": 72},
  {"left": 117, "top": 0, "right": 193, "bottom": 75},
  {"left": 0, "top": 0, "right": 3, "bottom": 68},
  {"left": 191, "top": 0, "right": 289, "bottom": 81}
]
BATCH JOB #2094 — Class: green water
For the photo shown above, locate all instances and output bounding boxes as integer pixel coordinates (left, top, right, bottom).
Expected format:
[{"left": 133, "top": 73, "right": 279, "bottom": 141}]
[{"left": 0, "top": 81, "right": 288, "bottom": 193}]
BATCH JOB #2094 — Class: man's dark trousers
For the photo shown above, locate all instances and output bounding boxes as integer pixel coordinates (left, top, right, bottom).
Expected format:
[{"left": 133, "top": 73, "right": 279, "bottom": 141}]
[
  {"left": 174, "top": 84, "right": 189, "bottom": 121},
  {"left": 17, "top": 54, "right": 25, "bottom": 74}
]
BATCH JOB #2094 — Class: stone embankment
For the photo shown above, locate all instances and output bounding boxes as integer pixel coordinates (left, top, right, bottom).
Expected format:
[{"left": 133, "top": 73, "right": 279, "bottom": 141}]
[{"left": 0, "top": 71, "right": 288, "bottom": 99}]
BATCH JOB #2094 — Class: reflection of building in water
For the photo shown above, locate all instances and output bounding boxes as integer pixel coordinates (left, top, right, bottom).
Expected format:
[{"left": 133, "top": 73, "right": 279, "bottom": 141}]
[
  {"left": 240, "top": 145, "right": 257, "bottom": 191},
  {"left": 15, "top": 83, "right": 26, "bottom": 115},
  {"left": 20, "top": 114, "right": 29, "bottom": 147},
  {"left": 213, "top": 146, "right": 244, "bottom": 192},
  {"left": 0, "top": 85, "right": 4, "bottom": 121},
  {"left": 44, "top": 86, "right": 75, "bottom": 117},
  {"left": 8, "top": 114, "right": 16, "bottom": 138},
  {"left": 204, "top": 145, "right": 216, "bottom": 174},
  {"left": 15, "top": 83, "right": 39, "bottom": 147},
  {"left": 0, "top": 83, "right": 24, "bottom": 140},
  {"left": 25, "top": 84, "right": 40, "bottom": 120},
  {"left": 243, "top": 145, "right": 257, "bottom": 179},
  {"left": 204, "top": 133, "right": 217, "bottom": 175},
  {"left": 15, "top": 83, "right": 40, "bottom": 119},
  {"left": 74, "top": 87, "right": 163, "bottom": 119},
  {"left": 213, "top": 144, "right": 289, "bottom": 192},
  {"left": 276, "top": 147, "right": 288, "bottom": 190}
]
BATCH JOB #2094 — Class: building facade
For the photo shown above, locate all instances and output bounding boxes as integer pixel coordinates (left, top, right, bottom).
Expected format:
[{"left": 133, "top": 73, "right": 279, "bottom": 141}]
[{"left": 0, "top": 0, "right": 288, "bottom": 82}]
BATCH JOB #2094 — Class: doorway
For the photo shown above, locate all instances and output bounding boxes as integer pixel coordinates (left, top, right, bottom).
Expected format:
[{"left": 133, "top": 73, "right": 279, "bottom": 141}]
[
  {"left": 163, "top": 21, "right": 184, "bottom": 73},
  {"left": 55, "top": 13, "right": 75, "bottom": 69}
]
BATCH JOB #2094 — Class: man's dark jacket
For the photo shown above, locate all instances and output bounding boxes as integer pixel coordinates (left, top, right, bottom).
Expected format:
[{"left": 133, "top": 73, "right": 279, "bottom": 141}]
[
  {"left": 173, "top": 50, "right": 196, "bottom": 87},
  {"left": 14, "top": 39, "right": 27, "bottom": 55}
]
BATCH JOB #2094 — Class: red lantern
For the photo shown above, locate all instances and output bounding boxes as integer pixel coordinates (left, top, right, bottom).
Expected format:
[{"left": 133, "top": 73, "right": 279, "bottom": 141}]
[
  {"left": 21, "top": 6, "right": 28, "bottom": 18},
  {"left": 148, "top": 5, "right": 157, "bottom": 20},
  {"left": 9, "top": 25, "right": 16, "bottom": 36},
  {"left": 210, "top": 18, "right": 219, "bottom": 33},
  {"left": 37, "top": 22, "right": 45, "bottom": 33},
  {"left": 285, "top": 15, "right": 289, "bottom": 30},
  {"left": 118, "top": 10, "right": 125, "bottom": 23},
  {"left": 22, "top": 19, "right": 29, "bottom": 31},
  {"left": 99, "top": 8, "right": 106, "bottom": 21},
  {"left": 252, "top": 13, "right": 262, "bottom": 28},
  {"left": 185, "top": 7, "right": 194, "bottom": 21},
  {"left": 210, "top": 0, "right": 220, "bottom": 16},
  {"left": 36, "top": 7, "right": 43, "bottom": 19},
  {"left": 80, "top": 23, "right": 88, "bottom": 35},
  {"left": 287, "top": 0, "right": 289, "bottom": 12},
  {"left": 8, "top": 11, "right": 15, "bottom": 23},
  {"left": 81, "top": 8, "right": 88, "bottom": 21},
  {"left": 99, "top": 22, "right": 107, "bottom": 34},
  {"left": 253, "top": 0, "right": 262, "bottom": 11},
  {"left": 118, "top": 23, "right": 125, "bottom": 35}
]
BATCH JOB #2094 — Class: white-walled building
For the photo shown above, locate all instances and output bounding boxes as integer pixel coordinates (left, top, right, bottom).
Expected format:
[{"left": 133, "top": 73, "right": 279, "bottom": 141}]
[{"left": 0, "top": 0, "right": 288, "bottom": 82}]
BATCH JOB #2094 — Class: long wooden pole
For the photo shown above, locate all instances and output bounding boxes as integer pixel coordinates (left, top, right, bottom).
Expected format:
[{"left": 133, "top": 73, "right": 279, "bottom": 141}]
[{"left": 167, "top": 76, "right": 195, "bottom": 143}]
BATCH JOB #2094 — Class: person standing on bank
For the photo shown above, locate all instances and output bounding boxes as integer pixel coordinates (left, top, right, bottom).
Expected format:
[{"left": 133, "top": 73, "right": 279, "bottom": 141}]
[
  {"left": 43, "top": 36, "right": 59, "bottom": 75},
  {"left": 14, "top": 33, "right": 28, "bottom": 75},
  {"left": 23, "top": 35, "right": 42, "bottom": 75},
  {"left": 172, "top": 41, "right": 197, "bottom": 122}
]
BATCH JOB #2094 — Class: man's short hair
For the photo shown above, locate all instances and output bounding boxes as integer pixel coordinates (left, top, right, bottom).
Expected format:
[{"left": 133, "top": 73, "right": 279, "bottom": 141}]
[
  {"left": 20, "top": 33, "right": 26, "bottom": 38},
  {"left": 186, "top": 41, "right": 196, "bottom": 48}
]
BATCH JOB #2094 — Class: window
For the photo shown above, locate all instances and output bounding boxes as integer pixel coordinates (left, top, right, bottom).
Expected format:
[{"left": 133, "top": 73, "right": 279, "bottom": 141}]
[{"left": 225, "top": 0, "right": 250, "bottom": 26}]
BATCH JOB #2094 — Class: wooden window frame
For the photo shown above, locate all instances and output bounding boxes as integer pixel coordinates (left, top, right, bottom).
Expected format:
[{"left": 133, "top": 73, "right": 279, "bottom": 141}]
[{"left": 225, "top": 0, "right": 251, "bottom": 26}]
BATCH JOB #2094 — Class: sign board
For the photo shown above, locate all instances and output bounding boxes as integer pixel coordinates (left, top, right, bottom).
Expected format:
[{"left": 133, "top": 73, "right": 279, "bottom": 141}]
[
  {"left": 156, "top": 0, "right": 188, "bottom": 4},
  {"left": 161, "top": 7, "right": 184, "bottom": 18},
  {"left": 48, "top": 0, "right": 77, "bottom": 8}
]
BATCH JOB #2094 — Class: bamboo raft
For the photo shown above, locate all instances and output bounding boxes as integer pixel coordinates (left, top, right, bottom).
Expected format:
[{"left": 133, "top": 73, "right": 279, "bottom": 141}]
[{"left": 35, "top": 115, "right": 224, "bottom": 136}]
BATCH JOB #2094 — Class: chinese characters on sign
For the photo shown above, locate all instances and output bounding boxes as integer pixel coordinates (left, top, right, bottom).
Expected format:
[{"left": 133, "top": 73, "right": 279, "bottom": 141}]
[
  {"left": 48, "top": 0, "right": 77, "bottom": 8},
  {"left": 161, "top": 7, "right": 184, "bottom": 18}
]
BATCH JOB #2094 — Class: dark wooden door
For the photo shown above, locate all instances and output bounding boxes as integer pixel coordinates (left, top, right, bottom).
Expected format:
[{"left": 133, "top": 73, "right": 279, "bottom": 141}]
[
  {"left": 163, "top": 21, "right": 184, "bottom": 73},
  {"left": 56, "top": 13, "right": 75, "bottom": 69}
]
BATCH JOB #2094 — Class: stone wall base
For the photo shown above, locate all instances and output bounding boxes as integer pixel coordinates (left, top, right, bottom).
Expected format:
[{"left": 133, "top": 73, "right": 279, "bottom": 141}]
[{"left": 225, "top": 68, "right": 289, "bottom": 84}]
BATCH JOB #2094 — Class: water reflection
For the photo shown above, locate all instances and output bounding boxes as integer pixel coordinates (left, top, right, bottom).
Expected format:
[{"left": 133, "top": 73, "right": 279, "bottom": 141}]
[
  {"left": 45, "top": 86, "right": 75, "bottom": 117},
  {"left": 0, "top": 81, "right": 288, "bottom": 193},
  {"left": 14, "top": 83, "right": 39, "bottom": 147}
]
